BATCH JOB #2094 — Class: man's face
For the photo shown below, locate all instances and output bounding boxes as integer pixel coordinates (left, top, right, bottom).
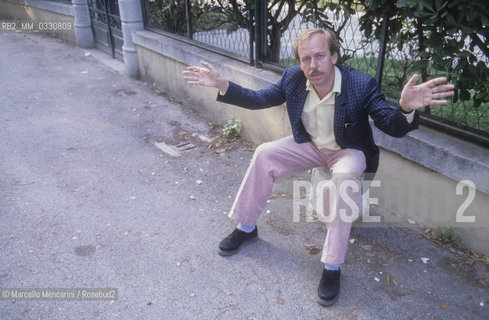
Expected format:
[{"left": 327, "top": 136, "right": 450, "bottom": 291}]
[{"left": 298, "top": 33, "right": 338, "bottom": 92}]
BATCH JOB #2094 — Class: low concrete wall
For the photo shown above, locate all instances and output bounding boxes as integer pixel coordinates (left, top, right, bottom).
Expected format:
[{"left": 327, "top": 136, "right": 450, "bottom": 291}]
[
  {"left": 0, "top": 0, "right": 75, "bottom": 43},
  {"left": 375, "top": 150, "right": 489, "bottom": 254},
  {"left": 133, "top": 30, "right": 489, "bottom": 256},
  {"left": 133, "top": 30, "right": 291, "bottom": 144}
]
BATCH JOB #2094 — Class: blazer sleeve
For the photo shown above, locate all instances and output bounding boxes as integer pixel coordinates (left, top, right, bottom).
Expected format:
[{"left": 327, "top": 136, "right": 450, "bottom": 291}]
[
  {"left": 364, "top": 77, "right": 419, "bottom": 138},
  {"left": 216, "top": 71, "right": 288, "bottom": 110}
]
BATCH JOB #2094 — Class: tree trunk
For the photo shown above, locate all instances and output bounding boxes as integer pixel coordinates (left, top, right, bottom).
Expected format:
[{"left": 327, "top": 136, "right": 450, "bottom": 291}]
[{"left": 267, "top": 27, "right": 282, "bottom": 63}]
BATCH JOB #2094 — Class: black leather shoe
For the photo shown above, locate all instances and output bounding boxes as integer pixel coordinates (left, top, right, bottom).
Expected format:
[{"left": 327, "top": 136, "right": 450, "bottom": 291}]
[
  {"left": 218, "top": 227, "right": 258, "bottom": 256},
  {"left": 317, "top": 268, "right": 340, "bottom": 306}
]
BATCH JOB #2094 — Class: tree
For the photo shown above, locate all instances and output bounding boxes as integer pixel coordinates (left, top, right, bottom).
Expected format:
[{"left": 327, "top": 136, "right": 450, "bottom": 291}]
[
  {"left": 189, "top": 0, "right": 363, "bottom": 64},
  {"left": 360, "top": 0, "right": 489, "bottom": 106}
]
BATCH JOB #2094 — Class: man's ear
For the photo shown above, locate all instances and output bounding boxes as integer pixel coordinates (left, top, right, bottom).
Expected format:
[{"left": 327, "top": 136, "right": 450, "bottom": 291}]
[{"left": 332, "top": 52, "right": 338, "bottom": 65}]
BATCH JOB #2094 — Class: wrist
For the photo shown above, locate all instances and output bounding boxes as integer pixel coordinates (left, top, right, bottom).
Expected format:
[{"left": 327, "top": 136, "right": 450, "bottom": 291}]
[
  {"left": 401, "top": 107, "right": 413, "bottom": 114},
  {"left": 399, "top": 99, "right": 413, "bottom": 114},
  {"left": 218, "top": 79, "right": 229, "bottom": 95}
]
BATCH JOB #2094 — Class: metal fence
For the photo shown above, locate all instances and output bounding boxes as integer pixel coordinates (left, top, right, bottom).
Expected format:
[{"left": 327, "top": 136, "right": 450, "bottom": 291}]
[
  {"left": 142, "top": 0, "right": 489, "bottom": 143},
  {"left": 44, "top": 0, "right": 72, "bottom": 3}
]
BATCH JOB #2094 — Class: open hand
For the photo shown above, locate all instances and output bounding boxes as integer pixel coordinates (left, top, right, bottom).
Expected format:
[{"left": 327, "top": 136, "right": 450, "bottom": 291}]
[
  {"left": 399, "top": 74, "right": 455, "bottom": 112},
  {"left": 182, "top": 61, "right": 229, "bottom": 93}
]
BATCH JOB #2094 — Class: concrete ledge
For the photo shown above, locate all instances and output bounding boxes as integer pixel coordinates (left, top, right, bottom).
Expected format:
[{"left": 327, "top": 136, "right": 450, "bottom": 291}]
[
  {"left": 132, "top": 30, "right": 280, "bottom": 89},
  {"left": 133, "top": 29, "right": 292, "bottom": 143},
  {"left": 373, "top": 122, "right": 489, "bottom": 196},
  {"left": 1, "top": 0, "right": 73, "bottom": 16}
]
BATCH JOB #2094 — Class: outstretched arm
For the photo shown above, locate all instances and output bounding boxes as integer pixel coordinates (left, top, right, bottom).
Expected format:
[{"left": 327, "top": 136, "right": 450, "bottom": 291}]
[
  {"left": 182, "top": 61, "right": 230, "bottom": 94},
  {"left": 399, "top": 74, "right": 455, "bottom": 113},
  {"left": 183, "top": 60, "right": 288, "bottom": 110}
]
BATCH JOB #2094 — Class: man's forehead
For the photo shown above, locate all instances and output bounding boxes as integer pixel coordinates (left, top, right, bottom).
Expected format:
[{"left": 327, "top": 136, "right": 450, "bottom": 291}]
[{"left": 298, "top": 42, "right": 329, "bottom": 56}]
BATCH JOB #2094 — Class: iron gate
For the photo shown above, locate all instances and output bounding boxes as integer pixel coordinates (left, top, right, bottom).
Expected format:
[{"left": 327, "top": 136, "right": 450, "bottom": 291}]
[{"left": 88, "top": 0, "right": 123, "bottom": 60}]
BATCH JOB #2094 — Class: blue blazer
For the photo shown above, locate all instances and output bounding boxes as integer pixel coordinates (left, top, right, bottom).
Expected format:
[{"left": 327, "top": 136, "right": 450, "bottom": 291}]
[{"left": 217, "top": 64, "right": 419, "bottom": 173}]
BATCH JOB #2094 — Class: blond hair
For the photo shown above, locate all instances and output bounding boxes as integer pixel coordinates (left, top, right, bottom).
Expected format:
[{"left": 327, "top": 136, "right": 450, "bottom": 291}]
[{"left": 293, "top": 28, "right": 340, "bottom": 61}]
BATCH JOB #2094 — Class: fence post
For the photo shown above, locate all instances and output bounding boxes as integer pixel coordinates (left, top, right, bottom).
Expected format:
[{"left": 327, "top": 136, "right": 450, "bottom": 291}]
[
  {"left": 375, "top": 10, "right": 390, "bottom": 91},
  {"left": 416, "top": 18, "right": 430, "bottom": 114},
  {"left": 119, "top": 0, "right": 144, "bottom": 78},
  {"left": 248, "top": 0, "right": 254, "bottom": 66},
  {"left": 72, "top": 0, "right": 94, "bottom": 48},
  {"left": 254, "top": 0, "right": 266, "bottom": 68},
  {"left": 185, "top": 0, "right": 193, "bottom": 39}
]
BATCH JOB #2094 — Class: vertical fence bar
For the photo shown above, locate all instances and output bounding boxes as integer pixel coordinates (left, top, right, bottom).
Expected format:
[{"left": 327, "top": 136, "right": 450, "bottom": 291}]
[
  {"left": 254, "top": 0, "right": 266, "bottom": 68},
  {"left": 249, "top": 0, "right": 254, "bottom": 65},
  {"left": 259, "top": 0, "right": 266, "bottom": 64},
  {"left": 375, "top": 10, "right": 389, "bottom": 91},
  {"left": 185, "top": 0, "right": 192, "bottom": 39},
  {"left": 260, "top": 0, "right": 268, "bottom": 63},
  {"left": 254, "top": 0, "right": 262, "bottom": 67},
  {"left": 103, "top": 0, "right": 115, "bottom": 58},
  {"left": 416, "top": 18, "right": 429, "bottom": 114}
]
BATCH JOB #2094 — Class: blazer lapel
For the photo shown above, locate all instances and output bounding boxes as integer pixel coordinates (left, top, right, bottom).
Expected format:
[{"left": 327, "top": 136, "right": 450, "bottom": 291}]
[
  {"left": 288, "top": 75, "right": 308, "bottom": 125},
  {"left": 334, "top": 69, "right": 348, "bottom": 144}
]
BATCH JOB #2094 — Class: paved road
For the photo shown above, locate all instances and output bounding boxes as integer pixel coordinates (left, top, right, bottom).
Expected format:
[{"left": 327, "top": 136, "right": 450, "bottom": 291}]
[{"left": 0, "top": 31, "right": 488, "bottom": 319}]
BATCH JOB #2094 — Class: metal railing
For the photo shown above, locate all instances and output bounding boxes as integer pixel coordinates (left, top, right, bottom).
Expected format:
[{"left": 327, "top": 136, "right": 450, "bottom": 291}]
[
  {"left": 43, "top": 0, "right": 72, "bottom": 3},
  {"left": 88, "top": 0, "right": 123, "bottom": 59},
  {"left": 141, "top": 0, "right": 489, "bottom": 144}
]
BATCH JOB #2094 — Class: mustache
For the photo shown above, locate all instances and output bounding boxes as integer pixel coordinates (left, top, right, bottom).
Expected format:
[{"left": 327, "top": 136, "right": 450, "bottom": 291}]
[{"left": 308, "top": 70, "right": 322, "bottom": 77}]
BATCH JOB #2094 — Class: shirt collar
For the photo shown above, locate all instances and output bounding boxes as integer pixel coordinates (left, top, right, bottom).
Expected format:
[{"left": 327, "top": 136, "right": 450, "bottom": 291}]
[{"left": 306, "top": 66, "right": 342, "bottom": 95}]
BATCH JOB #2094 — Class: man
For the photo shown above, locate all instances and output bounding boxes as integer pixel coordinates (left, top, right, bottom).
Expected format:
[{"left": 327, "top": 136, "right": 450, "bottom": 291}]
[{"left": 183, "top": 28, "right": 454, "bottom": 306}]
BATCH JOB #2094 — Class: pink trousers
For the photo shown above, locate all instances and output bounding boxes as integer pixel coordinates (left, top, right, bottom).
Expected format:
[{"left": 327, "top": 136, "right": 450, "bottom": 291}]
[{"left": 229, "top": 136, "right": 366, "bottom": 265}]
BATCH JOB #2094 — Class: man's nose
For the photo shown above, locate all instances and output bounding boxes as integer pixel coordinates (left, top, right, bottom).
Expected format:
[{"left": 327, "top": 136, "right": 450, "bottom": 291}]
[{"left": 310, "top": 57, "right": 318, "bottom": 68}]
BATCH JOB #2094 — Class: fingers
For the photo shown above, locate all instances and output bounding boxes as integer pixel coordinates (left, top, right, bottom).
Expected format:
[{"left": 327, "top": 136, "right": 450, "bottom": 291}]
[
  {"left": 182, "top": 75, "right": 199, "bottom": 82},
  {"left": 432, "top": 83, "right": 455, "bottom": 91},
  {"left": 182, "top": 66, "right": 202, "bottom": 84},
  {"left": 432, "top": 89, "right": 455, "bottom": 97},
  {"left": 432, "top": 91, "right": 455, "bottom": 100},
  {"left": 182, "top": 61, "right": 214, "bottom": 80},
  {"left": 427, "top": 79, "right": 455, "bottom": 101},
  {"left": 429, "top": 81, "right": 455, "bottom": 104},
  {"left": 200, "top": 60, "right": 214, "bottom": 72},
  {"left": 424, "top": 76, "right": 448, "bottom": 88},
  {"left": 183, "top": 65, "right": 202, "bottom": 75},
  {"left": 431, "top": 85, "right": 455, "bottom": 98},
  {"left": 182, "top": 65, "right": 206, "bottom": 86},
  {"left": 182, "top": 77, "right": 200, "bottom": 85},
  {"left": 429, "top": 99, "right": 449, "bottom": 106},
  {"left": 420, "top": 77, "right": 455, "bottom": 99},
  {"left": 411, "top": 75, "right": 454, "bottom": 91},
  {"left": 406, "top": 74, "right": 419, "bottom": 87},
  {"left": 182, "top": 68, "right": 198, "bottom": 78}
]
